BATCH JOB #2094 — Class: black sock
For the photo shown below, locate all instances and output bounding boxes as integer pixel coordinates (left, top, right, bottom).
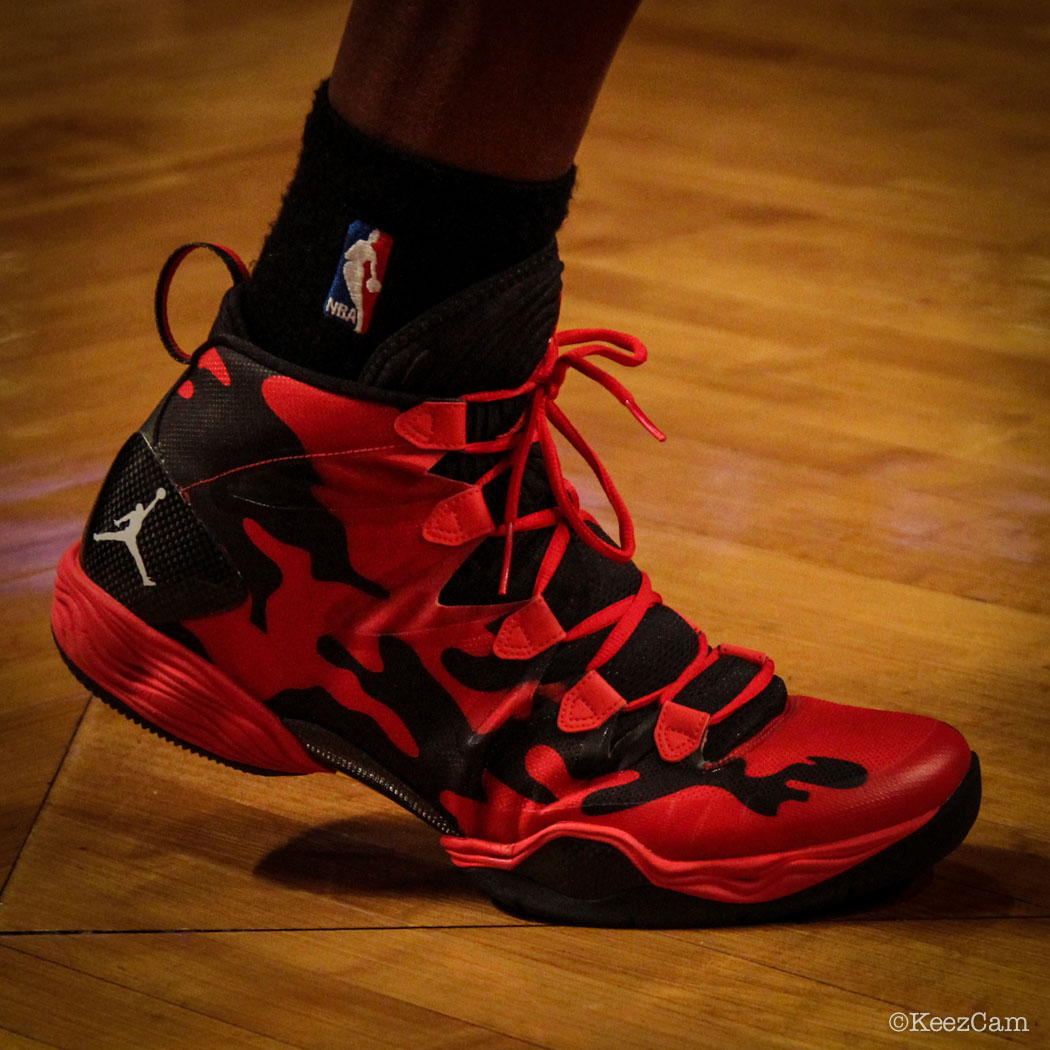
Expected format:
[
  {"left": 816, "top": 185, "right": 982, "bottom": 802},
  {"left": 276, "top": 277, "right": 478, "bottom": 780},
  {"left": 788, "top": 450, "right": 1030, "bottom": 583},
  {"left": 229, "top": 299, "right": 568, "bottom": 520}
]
[{"left": 242, "top": 82, "right": 576, "bottom": 379}]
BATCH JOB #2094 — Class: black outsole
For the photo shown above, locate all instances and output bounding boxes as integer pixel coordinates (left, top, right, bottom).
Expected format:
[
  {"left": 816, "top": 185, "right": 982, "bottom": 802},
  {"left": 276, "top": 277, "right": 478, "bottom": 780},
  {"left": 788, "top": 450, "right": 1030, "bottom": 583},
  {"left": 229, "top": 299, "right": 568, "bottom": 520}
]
[
  {"left": 55, "top": 631, "right": 981, "bottom": 927},
  {"left": 462, "top": 753, "right": 982, "bottom": 927}
]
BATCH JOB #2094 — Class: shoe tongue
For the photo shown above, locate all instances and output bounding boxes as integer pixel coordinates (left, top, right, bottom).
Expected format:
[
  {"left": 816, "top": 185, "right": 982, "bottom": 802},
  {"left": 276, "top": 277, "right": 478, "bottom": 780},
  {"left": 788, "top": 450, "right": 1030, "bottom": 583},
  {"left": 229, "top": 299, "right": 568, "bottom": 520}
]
[{"left": 357, "top": 241, "right": 562, "bottom": 397}]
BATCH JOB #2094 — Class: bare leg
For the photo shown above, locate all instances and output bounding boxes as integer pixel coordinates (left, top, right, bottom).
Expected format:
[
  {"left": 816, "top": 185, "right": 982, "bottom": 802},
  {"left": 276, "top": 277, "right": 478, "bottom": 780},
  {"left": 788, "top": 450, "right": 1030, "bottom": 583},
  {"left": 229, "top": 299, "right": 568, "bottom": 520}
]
[
  {"left": 329, "top": 0, "right": 641, "bottom": 180},
  {"left": 246, "top": 0, "right": 640, "bottom": 376}
]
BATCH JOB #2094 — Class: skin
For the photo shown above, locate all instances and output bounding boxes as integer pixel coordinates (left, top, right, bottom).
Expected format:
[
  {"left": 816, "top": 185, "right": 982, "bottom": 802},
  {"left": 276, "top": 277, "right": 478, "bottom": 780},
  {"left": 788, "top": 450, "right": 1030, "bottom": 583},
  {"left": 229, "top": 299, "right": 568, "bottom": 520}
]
[{"left": 328, "top": 0, "right": 641, "bottom": 181}]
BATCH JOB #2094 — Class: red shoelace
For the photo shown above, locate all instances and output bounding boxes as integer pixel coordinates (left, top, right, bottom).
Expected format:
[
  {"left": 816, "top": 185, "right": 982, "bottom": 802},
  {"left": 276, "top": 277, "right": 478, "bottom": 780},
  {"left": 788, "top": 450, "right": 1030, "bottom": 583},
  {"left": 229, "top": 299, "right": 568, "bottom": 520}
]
[
  {"left": 461, "top": 328, "right": 666, "bottom": 596},
  {"left": 458, "top": 329, "right": 775, "bottom": 751},
  {"left": 155, "top": 244, "right": 775, "bottom": 756}
]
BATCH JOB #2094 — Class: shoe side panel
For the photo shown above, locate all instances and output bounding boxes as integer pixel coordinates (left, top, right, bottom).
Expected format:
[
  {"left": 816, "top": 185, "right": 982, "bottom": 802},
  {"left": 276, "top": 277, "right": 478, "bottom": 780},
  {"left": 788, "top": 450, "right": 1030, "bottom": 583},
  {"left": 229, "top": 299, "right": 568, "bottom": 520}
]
[
  {"left": 52, "top": 544, "right": 326, "bottom": 774},
  {"left": 80, "top": 431, "right": 246, "bottom": 624}
]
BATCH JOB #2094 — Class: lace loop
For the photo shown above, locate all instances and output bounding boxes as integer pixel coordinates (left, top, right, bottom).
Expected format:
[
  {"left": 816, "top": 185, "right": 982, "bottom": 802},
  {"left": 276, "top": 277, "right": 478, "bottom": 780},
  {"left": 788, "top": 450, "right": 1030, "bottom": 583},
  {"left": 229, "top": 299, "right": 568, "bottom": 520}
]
[
  {"left": 473, "top": 328, "right": 666, "bottom": 595},
  {"left": 464, "top": 332, "right": 775, "bottom": 758},
  {"left": 155, "top": 242, "right": 250, "bottom": 363}
]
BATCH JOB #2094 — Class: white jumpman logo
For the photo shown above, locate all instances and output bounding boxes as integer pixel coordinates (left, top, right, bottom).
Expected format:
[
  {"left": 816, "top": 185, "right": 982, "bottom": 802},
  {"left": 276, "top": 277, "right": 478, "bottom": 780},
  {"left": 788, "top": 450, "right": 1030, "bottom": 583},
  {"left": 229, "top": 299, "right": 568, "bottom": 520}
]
[
  {"left": 342, "top": 229, "right": 383, "bottom": 333},
  {"left": 93, "top": 487, "right": 167, "bottom": 586}
]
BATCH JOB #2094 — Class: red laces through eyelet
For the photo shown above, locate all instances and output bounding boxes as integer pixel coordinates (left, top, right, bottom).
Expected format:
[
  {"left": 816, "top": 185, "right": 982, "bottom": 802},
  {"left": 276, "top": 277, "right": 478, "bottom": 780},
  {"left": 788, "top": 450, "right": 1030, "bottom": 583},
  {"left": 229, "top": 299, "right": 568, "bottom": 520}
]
[{"left": 468, "top": 328, "right": 666, "bottom": 596}]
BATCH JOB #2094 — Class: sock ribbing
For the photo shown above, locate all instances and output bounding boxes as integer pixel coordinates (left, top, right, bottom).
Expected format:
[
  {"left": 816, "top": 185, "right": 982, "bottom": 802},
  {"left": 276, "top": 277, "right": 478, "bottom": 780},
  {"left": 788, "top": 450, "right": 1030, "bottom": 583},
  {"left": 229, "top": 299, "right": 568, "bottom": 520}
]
[{"left": 243, "top": 82, "right": 576, "bottom": 379}]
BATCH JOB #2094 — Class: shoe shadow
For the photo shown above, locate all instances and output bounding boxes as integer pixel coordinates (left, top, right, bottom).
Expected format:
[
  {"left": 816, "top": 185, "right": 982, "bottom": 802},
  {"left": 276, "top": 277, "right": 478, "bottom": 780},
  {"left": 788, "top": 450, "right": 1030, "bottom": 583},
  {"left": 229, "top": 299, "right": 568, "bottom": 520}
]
[
  {"left": 822, "top": 841, "right": 1046, "bottom": 923},
  {"left": 253, "top": 814, "right": 472, "bottom": 900},
  {"left": 254, "top": 821, "right": 1044, "bottom": 921}
]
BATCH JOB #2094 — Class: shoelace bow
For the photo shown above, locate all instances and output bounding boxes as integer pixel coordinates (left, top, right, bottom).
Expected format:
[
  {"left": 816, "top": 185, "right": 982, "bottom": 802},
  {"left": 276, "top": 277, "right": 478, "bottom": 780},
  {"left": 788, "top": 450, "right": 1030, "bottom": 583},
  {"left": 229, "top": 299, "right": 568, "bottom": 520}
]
[
  {"left": 466, "top": 328, "right": 666, "bottom": 596},
  {"left": 461, "top": 330, "right": 775, "bottom": 752}
]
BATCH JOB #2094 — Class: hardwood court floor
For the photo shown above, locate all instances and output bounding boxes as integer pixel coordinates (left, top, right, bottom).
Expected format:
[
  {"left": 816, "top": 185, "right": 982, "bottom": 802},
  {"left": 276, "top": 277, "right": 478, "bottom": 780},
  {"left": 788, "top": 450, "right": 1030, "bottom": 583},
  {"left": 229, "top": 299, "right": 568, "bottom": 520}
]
[{"left": 2, "top": 1, "right": 1048, "bottom": 1046}]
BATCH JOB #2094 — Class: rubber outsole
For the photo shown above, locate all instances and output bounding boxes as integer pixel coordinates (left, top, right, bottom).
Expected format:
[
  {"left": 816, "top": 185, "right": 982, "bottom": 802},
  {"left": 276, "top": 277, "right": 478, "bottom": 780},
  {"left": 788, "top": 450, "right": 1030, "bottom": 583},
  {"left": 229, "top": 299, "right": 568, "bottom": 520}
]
[
  {"left": 462, "top": 752, "right": 981, "bottom": 926},
  {"left": 54, "top": 623, "right": 981, "bottom": 927}
]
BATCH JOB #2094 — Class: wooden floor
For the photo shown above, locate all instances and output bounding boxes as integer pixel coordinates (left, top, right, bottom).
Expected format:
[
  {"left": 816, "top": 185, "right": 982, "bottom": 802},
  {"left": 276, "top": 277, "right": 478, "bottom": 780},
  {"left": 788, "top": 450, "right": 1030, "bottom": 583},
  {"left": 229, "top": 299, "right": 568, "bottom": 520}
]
[{"left": 2, "top": 0, "right": 1049, "bottom": 1046}]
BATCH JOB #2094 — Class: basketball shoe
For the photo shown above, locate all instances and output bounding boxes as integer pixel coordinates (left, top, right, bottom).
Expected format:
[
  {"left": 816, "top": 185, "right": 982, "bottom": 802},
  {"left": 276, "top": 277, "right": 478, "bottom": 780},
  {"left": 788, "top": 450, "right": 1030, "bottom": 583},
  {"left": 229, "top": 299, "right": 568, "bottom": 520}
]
[{"left": 52, "top": 241, "right": 980, "bottom": 925}]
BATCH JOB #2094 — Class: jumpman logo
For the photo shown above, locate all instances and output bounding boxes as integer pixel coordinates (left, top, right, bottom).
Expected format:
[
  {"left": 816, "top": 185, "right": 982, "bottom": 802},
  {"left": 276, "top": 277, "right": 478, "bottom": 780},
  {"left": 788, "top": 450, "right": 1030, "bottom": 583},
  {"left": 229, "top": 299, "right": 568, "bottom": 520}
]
[{"left": 93, "top": 487, "right": 166, "bottom": 586}]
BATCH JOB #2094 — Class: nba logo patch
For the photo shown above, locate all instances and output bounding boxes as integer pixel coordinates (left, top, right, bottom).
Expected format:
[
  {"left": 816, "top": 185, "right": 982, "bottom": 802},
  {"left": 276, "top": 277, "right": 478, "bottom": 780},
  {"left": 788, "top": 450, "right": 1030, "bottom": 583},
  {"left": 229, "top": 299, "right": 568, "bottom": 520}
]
[{"left": 324, "top": 220, "right": 394, "bottom": 334}]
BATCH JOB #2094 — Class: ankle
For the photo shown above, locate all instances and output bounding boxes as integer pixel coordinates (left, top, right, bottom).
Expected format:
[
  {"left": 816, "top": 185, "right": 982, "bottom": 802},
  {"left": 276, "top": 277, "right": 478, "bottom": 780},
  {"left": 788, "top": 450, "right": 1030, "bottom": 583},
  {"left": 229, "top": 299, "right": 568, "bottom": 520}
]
[{"left": 242, "top": 83, "right": 576, "bottom": 380}]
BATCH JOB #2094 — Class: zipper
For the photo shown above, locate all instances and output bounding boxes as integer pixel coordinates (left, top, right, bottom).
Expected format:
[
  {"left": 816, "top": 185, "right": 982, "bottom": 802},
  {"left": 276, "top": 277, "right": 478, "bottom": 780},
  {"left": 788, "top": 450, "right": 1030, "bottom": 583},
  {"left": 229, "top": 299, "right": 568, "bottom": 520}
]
[{"left": 283, "top": 718, "right": 460, "bottom": 836}]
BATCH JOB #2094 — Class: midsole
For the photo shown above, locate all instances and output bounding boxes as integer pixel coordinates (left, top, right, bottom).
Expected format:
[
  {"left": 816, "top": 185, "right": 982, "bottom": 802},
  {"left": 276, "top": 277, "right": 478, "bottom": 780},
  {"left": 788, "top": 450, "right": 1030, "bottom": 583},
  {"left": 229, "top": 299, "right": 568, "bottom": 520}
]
[
  {"left": 441, "top": 809, "right": 936, "bottom": 904},
  {"left": 51, "top": 542, "right": 326, "bottom": 774},
  {"left": 53, "top": 539, "right": 949, "bottom": 904}
]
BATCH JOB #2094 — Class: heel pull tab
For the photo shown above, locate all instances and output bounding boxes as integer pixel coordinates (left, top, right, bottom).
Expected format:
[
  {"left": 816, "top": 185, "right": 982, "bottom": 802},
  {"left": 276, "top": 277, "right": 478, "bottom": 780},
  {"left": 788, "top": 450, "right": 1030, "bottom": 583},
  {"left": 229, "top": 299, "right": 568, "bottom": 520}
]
[{"left": 155, "top": 243, "right": 249, "bottom": 363}]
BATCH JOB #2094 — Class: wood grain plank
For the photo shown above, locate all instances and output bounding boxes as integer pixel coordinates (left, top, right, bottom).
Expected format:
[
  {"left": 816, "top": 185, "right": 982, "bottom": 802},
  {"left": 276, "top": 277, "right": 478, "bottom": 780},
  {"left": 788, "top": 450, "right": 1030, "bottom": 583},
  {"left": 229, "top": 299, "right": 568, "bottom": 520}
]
[
  {"left": 1, "top": 0, "right": 1048, "bottom": 1047},
  {"left": 9, "top": 926, "right": 1003, "bottom": 1050},
  {"left": 0, "top": 943, "right": 319, "bottom": 1050},
  {"left": 674, "top": 918, "right": 1050, "bottom": 1041},
  {"left": 0, "top": 701, "right": 521, "bottom": 934}
]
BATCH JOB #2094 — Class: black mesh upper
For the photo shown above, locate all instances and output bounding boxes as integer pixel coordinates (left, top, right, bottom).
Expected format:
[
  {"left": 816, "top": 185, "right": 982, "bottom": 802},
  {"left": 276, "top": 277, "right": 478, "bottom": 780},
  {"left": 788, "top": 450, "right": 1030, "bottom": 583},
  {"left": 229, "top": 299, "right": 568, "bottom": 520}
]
[{"left": 81, "top": 433, "right": 245, "bottom": 623}]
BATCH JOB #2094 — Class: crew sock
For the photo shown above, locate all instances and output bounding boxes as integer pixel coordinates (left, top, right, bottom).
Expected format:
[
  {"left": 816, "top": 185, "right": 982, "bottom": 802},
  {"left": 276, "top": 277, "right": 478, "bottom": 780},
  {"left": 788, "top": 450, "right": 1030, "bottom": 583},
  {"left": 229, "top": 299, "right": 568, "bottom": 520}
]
[{"left": 242, "top": 82, "right": 577, "bottom": 379}]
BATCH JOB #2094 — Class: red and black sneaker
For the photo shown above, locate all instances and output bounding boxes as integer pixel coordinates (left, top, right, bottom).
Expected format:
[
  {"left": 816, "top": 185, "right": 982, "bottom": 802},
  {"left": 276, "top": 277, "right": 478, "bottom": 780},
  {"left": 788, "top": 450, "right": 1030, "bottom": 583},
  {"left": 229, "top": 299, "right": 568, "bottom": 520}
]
[{"left": 52, "top": 242, "right": 980, "bottom": 926}]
